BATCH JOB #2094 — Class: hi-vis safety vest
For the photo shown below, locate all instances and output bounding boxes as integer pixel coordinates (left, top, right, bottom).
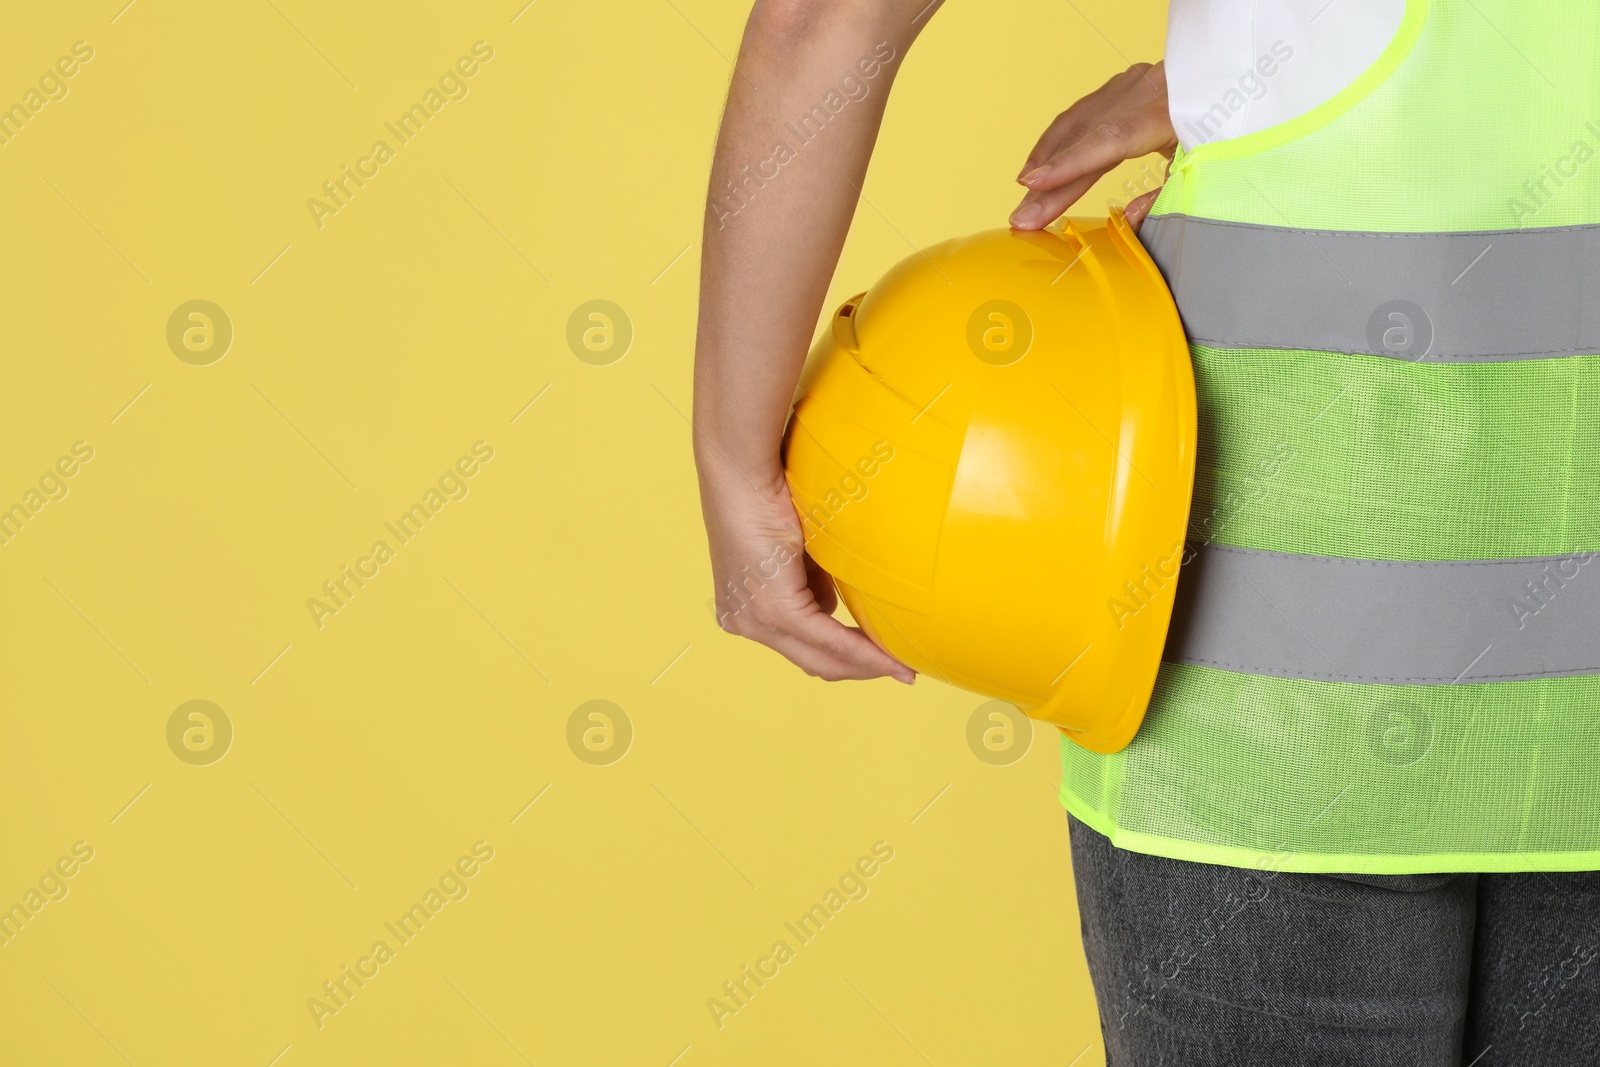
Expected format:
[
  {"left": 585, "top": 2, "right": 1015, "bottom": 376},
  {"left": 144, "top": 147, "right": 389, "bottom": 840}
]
[{"left": 1059, "top": 0, "right": 1600, "bottom": 874}]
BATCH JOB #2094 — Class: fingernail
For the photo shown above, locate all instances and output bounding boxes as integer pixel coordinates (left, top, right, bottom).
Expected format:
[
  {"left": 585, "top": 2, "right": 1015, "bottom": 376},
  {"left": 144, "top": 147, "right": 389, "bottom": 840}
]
[
  {"left": 1010, "top": 200, "right": 1042, "bottom": 228},
  {"left": 1020, "top": 166, "right": 1049, "bottom": 186}
]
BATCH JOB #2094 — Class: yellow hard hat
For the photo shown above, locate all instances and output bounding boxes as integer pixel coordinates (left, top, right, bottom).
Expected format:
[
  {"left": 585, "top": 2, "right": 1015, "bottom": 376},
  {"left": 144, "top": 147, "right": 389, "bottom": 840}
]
[{"left": 782, "top": 210, "right": 1196, "bottom": 753}]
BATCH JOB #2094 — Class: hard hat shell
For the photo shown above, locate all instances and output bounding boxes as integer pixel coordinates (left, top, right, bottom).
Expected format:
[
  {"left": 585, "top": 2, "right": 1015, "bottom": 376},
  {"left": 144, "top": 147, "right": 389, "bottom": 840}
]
[{"left": 782, "top": 211, "right": 1196, "bottom": 754}]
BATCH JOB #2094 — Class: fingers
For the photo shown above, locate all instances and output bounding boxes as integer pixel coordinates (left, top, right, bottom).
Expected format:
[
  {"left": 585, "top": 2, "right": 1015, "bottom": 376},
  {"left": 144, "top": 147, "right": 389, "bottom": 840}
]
[
  {"left": 1016, "top": 64, "right": 1157, "bottom": 177},
  {"left": 1010, "top": 61, "right": 1173, "bottom": 230},
  {"left": 718, "top": 569, "right": 917, "bottom": 683},
  {"left": 1022, "top": 107, "right": 1173, "bottom": 192},
  {"left": 1010, "top": 113, "right": 1171, "bottom": 229},
  {"left": 1014, "top": 67, "right": 1130, "bottom": 180},
  {"left": 1010, "top": 170, "right": 1107, "bottom": 230},
  {"left": 725, "top": 597, "right": 917, "bottom": 683},
  {"left": 703, "top": 441, "right": 916, "bottom": 685},
  {"left": 775, "top": 611, "right": 918, "bottom": 683}
]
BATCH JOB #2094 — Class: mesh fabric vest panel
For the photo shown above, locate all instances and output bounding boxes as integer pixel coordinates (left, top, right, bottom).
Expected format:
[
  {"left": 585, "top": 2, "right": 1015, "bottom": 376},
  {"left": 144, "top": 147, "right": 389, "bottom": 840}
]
[{"left": 1059, "top": 0, "right": 1600, "bottom": 874}]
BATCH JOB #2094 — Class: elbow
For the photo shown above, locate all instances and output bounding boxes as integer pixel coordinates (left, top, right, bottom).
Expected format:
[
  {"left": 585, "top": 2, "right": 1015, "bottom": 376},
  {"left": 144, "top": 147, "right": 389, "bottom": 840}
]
[{"left": 749, "top": 0, "right": 883, "bottom": 44}]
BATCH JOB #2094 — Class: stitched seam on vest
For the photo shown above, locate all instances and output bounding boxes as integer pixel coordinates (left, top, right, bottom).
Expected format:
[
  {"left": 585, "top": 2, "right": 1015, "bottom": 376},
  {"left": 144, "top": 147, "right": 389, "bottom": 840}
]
[
  {"left": 1164, "top": 655, "right": 1600, "bottom": 684},
  {"left": 1144, "top": 213, "right": 1600, "bottom": 239},
  {"left": 1185, "top": 337, "right": 1600, "bottom": 360},
  {"left": 1190, "top": 544, "right": 1600, "bottom": 568}
]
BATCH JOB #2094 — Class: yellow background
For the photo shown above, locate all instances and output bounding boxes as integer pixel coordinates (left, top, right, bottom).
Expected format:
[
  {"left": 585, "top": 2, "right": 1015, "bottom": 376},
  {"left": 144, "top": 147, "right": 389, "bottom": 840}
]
[{"left": 0, "top": 1, "right": 1165, "bottom": 1063}]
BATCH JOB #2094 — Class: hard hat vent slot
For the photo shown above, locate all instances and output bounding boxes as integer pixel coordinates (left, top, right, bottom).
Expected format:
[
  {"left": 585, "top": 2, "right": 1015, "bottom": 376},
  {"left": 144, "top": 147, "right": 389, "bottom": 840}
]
[{"left": 831, "top": 292, "right": 866, "bottom": 353}]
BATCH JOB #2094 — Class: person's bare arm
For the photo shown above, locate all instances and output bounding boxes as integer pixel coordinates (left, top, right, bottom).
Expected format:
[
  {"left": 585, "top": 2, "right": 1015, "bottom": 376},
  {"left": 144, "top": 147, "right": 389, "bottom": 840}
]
[
  {"left": 693, "top": 0, "right": 937, "bottom": 683},
  {"left": 695, "top": 6, "right": 1173, "bottom": 685}
]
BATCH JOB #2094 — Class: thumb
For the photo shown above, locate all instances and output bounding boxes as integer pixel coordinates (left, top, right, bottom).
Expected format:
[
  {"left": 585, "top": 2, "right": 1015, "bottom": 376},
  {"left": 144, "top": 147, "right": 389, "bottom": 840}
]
[{"left": 1124, "top": 187, "right": 1163, "bottom": 232}]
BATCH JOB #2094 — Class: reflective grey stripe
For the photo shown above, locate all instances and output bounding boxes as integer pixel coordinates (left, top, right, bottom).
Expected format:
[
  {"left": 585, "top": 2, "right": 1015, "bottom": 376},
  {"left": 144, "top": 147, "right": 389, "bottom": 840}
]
[
  {"left": 1163, "top": 543, "right": 1600, "bottom": 684},
  {"left": 1139, "top": 214, "right": 1600, "bottom": 362}
]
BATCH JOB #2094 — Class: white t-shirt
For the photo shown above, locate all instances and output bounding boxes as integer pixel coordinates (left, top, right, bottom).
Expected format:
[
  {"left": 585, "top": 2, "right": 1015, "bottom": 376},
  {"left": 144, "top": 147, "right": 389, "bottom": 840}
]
[{"left": 1165, "top": 0, "right": 1406, "bottom": 152}]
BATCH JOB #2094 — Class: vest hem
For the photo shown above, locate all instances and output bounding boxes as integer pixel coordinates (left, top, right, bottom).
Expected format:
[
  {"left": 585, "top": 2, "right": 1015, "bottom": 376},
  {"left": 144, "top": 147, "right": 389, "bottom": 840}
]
[{"left": 1059, "top": 785, "right": 1600, "bottom": 875}]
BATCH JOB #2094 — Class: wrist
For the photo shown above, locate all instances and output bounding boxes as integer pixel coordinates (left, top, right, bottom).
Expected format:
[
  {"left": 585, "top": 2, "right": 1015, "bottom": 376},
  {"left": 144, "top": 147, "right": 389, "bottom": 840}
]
[{"left": 694, "top": 437, "right": 787, "bottom": 500}]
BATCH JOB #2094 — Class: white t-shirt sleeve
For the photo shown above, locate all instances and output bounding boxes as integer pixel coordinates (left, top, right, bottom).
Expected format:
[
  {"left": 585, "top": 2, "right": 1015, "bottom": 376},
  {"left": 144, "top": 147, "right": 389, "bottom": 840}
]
[{"left": 1165, "top": 0, "right": 1407, "bottom": 152}]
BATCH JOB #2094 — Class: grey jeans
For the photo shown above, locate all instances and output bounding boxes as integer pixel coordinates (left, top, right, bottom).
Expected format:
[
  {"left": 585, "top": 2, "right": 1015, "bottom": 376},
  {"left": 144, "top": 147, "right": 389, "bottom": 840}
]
[{"left": 1068, "top": 814, "right": 1600, "bottom": 1066}]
